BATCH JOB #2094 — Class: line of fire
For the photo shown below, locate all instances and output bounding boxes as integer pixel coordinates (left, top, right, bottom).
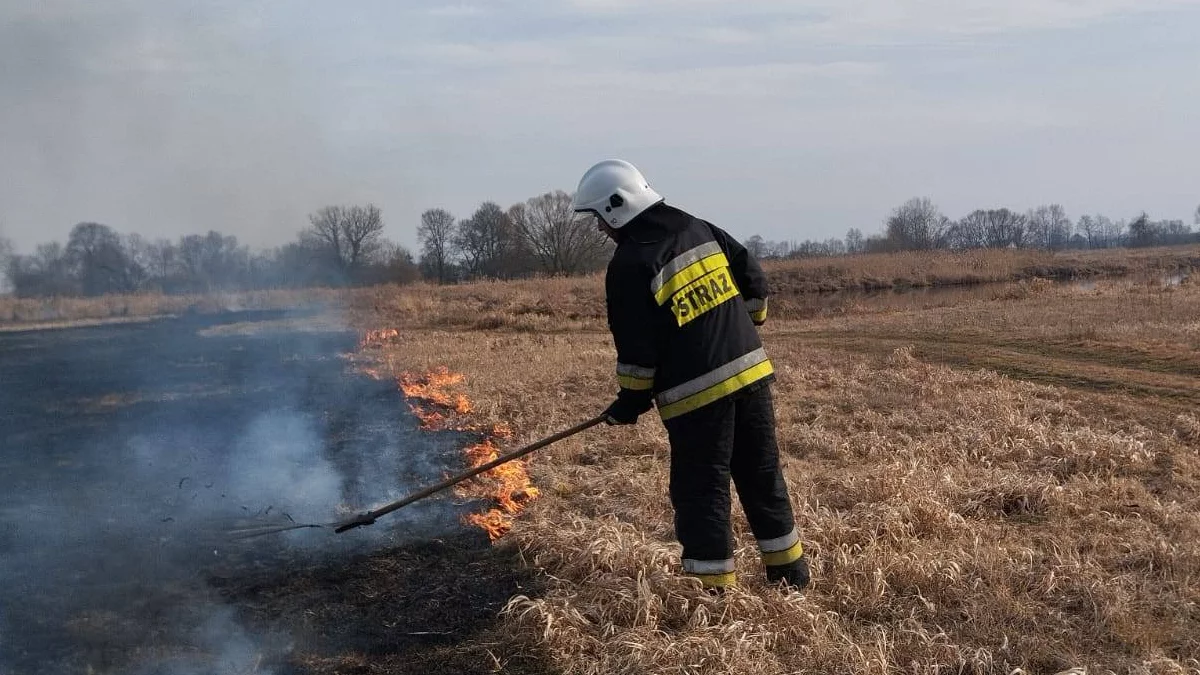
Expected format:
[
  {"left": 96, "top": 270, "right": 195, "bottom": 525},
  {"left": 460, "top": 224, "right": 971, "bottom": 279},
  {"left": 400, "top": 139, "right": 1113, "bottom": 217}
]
[{"left": 359, "top": 329, "right": 537, "bottom": 541}]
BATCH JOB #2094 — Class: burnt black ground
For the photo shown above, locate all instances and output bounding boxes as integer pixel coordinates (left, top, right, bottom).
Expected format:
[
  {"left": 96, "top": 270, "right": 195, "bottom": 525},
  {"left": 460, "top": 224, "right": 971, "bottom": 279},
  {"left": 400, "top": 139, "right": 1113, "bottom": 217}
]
[{"left": 0, "top": 311, "right": 545, "bottom": 675}]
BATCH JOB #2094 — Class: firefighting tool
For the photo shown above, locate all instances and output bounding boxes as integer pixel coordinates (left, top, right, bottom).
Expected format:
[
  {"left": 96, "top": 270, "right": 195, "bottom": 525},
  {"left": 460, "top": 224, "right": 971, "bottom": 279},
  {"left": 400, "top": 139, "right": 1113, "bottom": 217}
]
[{"left": 227, "top": 415, "right": 606, "bottom": 539}]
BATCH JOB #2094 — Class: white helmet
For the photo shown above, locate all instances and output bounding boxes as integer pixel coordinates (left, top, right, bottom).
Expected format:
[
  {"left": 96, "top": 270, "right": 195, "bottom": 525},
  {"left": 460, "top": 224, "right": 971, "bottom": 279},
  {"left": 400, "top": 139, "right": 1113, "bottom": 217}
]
[{"left": 570, "top": 159, "right": 663, "bottom": 229}]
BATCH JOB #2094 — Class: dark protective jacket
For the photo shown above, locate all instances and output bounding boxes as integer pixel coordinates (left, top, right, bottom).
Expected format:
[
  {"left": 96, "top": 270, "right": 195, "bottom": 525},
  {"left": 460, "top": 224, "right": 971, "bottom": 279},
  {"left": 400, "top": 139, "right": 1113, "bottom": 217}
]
[{"left": 606, "top": 203, "right": 772, "bottom": 421}]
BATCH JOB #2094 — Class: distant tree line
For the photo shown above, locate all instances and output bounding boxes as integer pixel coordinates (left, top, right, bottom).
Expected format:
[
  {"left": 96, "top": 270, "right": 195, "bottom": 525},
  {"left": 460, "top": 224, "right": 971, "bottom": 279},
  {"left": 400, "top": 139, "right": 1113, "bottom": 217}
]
[
  {"left": 2, "top": 204, "right": 419, "bottom": 298},
  {"left": 2, "top": 196, "right": 1196, "bottom": 296},
  {"left": 1, "top": 188, "right": 610, "bottom": 297},
  {"left": 743, "top": 199, "right": 1200, "bottom": 260}
]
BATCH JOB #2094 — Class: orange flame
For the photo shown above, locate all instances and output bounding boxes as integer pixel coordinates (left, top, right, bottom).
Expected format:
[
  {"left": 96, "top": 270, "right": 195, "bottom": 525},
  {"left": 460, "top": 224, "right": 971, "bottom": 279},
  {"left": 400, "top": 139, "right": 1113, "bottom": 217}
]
[
  {"left": 365, "top": 351, "right": 537, "bottom": 540},
  {"left": 459, "top": 440, "right": 541, "bottom": 539}
]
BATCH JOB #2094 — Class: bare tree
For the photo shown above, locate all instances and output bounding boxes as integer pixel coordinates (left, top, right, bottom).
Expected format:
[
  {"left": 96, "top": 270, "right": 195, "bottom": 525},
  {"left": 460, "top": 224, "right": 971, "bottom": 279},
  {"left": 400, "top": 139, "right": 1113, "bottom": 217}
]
[
  {"left": 357, "top": 240, "right": 421, "bottom": 286},
  {"left": 65, "top": 222, "right": 140, "bottom": 295},
  {"left": 178, "top": 231, "right": 247, "bottom": 292},
  {"left": 950, "top": 212, "right": 987, "bottom": 249},
  {"left": 1047, "top": 204, "right": 1071, "bottom": 250},
  {"left": 1128, "top": 212, "right": 1158, "bottom": 247},
  {"left": 305, "top": 204, "right": 385, "bottom": 279},
  {"left": 885, "top": 198, "right": 948, "bottom": 250},
  {"left": 823, "top": 237, "right": 847, "bottom": 256},
  {"left": 8, "top": 242, "right": 75, "bottom": 296},
  {"left": 1101, "top": 217, "right": 1125, "bottom": 248},
  {"left": 455, "top": 202, "right": 525, "bottom": 279},
  {"left": 1162, "top": 219, "right": 1192, "bottom": 243},
  {"left": 1194, "top": 203, "right": 1200, "bottom": 226},
  {"left": 1076, "top": 215, "right": 1099, "bottom": 249},
  {"left": 790, "top": 237, "right": 849, "bottom": 258},
  {"left": 1026, "top": 208, "right": 1048, "bottom": 249},
  {"left": 341, "top": 204, "right": 385, "bottom": 271},
  {"left": 305, "top": 206, "right": 343, "bottom": 270},
  {"left": 1026, "top": 205, "right": 1071, "bottom": 250},
  {"left": 146, "top": 238, "right": 177, "bottom": 280},
  {"left": 770, "top": 240, "right": 795, "bottom": 258},
  {"left": 509, "top": 191, "right": 610, "bottom": 276},
  {"left": 120, "top": 233, "right": 151, "bottom": 291},
  {"left": 1078, "top": 214, "right": 1119, "bottom": 248},
  {"left": 741, "top": 235, "right": 767, "bottom": 259},
  {"left": 844, "top": 228, "right": 864, "bottom": 254},
  {"left": 979, "top": 208, "right": 1027, "bottom": 248},
  {"left": 417, "top": 208, "right": 457, "bottom": 284}
]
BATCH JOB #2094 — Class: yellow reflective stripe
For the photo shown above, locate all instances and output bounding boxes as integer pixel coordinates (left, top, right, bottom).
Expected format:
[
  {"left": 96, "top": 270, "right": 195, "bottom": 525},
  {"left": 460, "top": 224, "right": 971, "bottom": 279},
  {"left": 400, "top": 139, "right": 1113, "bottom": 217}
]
[
  {"left": 651, "top": 241, "right": 722, "bottom": 296},
  {"left": 758, "top": 527, "right": 799, "bottom": 553},
  {"left": 693, "top": 572, "right": 737, "bottom": 588},
  {"left": 751, "top": 307, "right": 767, "bottom": 323},
  {"left": 684, "top": 557, "right": 735, "bottom": 574},
  {"left": 658, "top": 348, "right": 767, "bottom": 405},
  {"left": 617, "top": 375, "right": 654, "bottom": 390},
  {"left": 616, "top": 363, "right": 656, "bottom": 379},
  {"left": 658, "top": 360, "right": 774, "bottom": 420},
  {"left": 762, "top": 541, "right": 804, "bottom": 567},
  {"left": 653, "top": 252, "right": 730, "bottom": 306},
  {"left": 670, "top": 268, "right": 740, "bottom": 327}
]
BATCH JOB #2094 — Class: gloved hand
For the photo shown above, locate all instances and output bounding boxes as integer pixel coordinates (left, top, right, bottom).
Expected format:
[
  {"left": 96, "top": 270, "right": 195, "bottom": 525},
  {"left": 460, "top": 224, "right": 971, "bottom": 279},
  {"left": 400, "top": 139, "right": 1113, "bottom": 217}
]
[{"left": 603, "top": 396, "right": 646, "bottom": 425}]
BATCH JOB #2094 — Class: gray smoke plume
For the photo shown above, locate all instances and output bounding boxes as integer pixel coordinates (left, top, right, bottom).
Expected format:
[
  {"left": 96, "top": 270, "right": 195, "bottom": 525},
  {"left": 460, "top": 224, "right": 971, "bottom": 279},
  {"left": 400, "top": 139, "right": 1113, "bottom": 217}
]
[{"left": 127, "top": 606, "right": 288, "bottom": 675}]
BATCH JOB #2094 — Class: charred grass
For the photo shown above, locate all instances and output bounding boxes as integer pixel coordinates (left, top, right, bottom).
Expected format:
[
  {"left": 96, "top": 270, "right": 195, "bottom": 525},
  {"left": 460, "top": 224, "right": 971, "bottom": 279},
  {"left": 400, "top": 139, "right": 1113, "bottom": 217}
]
[
  {"left": 349, "top": 251, "right": 1200, "bottom": 674},
  {"left": 209, "top": 532, "right": 552, "bottom": 675},
  {"left": 0, "top": 288, "right": 345, "bottom": 329}
]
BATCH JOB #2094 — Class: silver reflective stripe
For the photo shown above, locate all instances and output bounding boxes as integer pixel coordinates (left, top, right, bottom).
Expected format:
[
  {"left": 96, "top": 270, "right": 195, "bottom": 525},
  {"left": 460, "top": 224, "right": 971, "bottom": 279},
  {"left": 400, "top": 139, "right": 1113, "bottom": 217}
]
[
  {"left": 758, "top": 528, "right": 799, "bottom": 553},
  {"left": 744, "top": 298, "right": 765, "bottom": 312},
  {"left": 656, "top": 348, "right": 769, "bottom": 407},
  {"left": 616, "top": 363, "right": 656, "bottom": 378},
  {"left": 650, "top": 241, "right": 723, "bottom": 296},
  {"left": 683, "top": 558, "right": 735, "bottom": 574}
]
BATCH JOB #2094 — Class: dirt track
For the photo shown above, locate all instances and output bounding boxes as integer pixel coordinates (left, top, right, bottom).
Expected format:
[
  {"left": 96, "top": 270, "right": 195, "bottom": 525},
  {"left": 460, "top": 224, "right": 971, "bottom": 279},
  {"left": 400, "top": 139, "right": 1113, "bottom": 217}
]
[{"left": 0, "top": 310, "right": 543, "bottom": 674}]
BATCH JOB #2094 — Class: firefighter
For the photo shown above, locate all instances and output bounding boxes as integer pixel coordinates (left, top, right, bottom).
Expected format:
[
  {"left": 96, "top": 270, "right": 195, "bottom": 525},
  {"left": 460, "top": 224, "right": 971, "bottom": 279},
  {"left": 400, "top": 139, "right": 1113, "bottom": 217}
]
[{"left": 570, "top": 159, "right": 809, "bottom": 591}]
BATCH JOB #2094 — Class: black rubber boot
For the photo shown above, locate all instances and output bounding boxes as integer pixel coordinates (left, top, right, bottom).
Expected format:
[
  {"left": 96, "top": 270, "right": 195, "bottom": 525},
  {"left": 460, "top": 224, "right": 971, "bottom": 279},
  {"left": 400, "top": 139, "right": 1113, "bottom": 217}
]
[{"left": 766, "top": 554, "right": 810, "bottom": 590}]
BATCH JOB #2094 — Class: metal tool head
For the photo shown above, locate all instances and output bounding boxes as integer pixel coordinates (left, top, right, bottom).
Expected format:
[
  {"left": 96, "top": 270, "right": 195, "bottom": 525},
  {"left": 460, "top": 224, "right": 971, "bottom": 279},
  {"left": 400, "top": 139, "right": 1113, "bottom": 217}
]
[{"left": 225, "top": 522, "right": 325, "bottom": 540}]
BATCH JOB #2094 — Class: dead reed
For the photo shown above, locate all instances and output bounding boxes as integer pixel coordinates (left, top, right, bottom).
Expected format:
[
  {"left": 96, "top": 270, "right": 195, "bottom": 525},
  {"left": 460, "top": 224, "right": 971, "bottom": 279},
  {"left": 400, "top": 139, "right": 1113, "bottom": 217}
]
[{"left": 765, "top": 245, "right": 1200, "bottom": 293}]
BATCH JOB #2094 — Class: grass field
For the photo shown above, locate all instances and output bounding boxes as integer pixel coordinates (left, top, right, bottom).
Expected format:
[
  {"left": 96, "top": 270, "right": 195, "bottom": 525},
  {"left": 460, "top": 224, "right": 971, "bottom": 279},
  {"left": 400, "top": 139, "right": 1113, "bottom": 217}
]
[
  {"left": 763, "top": 245, "right": 1200, "bottom": 293},
  {"left": 3, "top": 245, "right": 1197, "bottom": 328},
  {"left": 6, "top": 247, "right": 1195, "bottom": 673},
  {"left": 351, "top": 253, "right": 1199, "bottom": 674}
]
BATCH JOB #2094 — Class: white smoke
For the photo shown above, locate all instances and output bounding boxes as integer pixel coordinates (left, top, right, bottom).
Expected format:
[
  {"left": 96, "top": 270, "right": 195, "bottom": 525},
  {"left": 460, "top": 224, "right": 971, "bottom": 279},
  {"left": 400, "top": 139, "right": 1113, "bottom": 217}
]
[
  {"left": 226, "top": 411, "right": 343, "bottom": 523},
  {"left": 130, "top": 606, "right": 286, "bottom": 675}
]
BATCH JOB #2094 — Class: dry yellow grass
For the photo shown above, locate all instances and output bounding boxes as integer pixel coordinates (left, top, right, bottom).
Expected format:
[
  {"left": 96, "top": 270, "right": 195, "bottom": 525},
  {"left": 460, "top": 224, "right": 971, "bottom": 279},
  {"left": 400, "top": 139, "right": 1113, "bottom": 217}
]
[
  {"left": 350, "top": 260, "right": 1200, "bottom": 674},
  {"left": 765, "top": 245, "right": 1200, "bottom": 293}
]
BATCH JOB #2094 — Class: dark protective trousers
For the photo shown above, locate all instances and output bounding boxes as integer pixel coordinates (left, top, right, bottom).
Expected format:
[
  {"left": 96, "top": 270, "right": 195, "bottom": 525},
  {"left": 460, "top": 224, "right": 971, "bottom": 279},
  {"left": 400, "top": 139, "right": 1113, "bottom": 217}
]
[{"left": 662, "top": 384, "right": 800, "bottom": 587}]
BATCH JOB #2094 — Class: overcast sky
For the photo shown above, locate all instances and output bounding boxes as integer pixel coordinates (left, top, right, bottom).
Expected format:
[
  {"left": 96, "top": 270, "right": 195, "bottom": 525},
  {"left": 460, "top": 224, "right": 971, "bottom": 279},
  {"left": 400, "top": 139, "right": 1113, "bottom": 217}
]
[{"left": 2, "top": 0, "right": 1198, "bottom": 253}]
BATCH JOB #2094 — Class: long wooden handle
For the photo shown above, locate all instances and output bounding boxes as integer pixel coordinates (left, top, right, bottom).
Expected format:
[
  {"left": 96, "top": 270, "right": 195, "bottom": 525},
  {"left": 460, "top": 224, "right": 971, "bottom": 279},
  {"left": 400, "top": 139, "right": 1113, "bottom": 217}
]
[{"left": 334, "top": 415, "right": 606, "bottom": 533}]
